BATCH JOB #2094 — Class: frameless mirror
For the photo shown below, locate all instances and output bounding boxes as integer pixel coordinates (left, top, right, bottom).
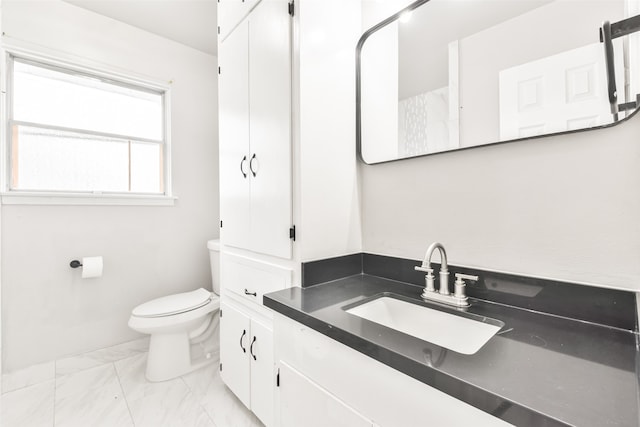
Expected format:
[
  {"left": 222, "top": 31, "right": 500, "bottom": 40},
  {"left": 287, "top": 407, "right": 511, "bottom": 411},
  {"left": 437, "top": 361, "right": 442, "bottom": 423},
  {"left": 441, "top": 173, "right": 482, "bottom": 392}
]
[{"left": 357, "top": 0, "right": 640, "bottom": 164}]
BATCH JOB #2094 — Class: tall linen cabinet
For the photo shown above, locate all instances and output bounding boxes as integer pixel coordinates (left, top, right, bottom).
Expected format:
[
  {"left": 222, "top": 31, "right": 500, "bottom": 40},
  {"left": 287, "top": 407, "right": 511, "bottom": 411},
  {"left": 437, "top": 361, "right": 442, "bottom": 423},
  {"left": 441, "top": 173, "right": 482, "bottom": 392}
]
[
  {"left": 219, "top": 0, "right": 292, "bottom": 259},
  {"left": 217, "top": 1, "right": 294, "bottom": 426},
  {"left": 217, "top": 0, "right": 362, "bottom": 425}
]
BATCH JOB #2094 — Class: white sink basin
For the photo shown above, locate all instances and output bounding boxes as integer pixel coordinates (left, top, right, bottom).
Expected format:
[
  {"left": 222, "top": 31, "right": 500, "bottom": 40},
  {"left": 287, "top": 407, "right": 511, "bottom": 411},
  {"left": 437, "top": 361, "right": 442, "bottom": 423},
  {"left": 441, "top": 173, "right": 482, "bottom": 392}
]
[{"left": 345, "top": 296, "right": 503, "bottom": 355}]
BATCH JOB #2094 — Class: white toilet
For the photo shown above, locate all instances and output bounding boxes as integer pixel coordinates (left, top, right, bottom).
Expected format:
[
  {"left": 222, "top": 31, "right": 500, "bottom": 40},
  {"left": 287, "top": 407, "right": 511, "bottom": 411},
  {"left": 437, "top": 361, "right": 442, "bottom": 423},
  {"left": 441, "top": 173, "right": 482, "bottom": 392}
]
[{"left": 128, "top": 239, "right": 221, "bottom": 382}]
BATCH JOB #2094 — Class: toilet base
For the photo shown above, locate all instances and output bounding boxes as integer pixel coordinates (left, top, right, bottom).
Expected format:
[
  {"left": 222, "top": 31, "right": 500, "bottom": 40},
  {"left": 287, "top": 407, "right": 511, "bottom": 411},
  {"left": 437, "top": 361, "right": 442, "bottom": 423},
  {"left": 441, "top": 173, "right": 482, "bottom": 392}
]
[{"left": 145, "top": 332, "right": 214, "bottom": 382}]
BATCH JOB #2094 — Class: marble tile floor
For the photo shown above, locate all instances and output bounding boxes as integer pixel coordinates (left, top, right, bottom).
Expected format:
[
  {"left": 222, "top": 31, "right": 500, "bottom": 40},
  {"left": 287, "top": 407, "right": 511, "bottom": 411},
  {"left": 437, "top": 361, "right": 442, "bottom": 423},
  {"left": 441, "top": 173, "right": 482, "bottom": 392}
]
[{"left": 1, "top": 339, "right": 263, "bottom": 427}]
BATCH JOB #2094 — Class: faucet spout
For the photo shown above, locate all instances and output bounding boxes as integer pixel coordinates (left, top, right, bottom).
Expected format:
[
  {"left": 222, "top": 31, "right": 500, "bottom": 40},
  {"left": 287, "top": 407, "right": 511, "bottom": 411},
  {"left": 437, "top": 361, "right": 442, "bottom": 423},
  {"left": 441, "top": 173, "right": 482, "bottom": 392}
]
[{"left": 422, "top": 242, "right": 448, "bottom": 273}]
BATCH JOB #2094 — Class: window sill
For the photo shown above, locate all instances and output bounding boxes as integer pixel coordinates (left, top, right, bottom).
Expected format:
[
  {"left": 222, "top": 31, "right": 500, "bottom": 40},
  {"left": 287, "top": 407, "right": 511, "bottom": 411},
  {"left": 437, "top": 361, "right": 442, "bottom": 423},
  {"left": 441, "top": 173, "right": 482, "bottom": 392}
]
[{"left": 0, "top": 192, "right": 178, "bottom": 206}]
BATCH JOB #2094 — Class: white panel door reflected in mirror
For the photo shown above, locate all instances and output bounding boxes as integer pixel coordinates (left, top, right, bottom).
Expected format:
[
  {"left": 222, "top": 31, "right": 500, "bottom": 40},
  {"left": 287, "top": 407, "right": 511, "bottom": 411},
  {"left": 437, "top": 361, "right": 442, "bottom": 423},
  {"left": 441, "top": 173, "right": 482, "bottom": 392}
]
[{"left": 357, "top": 0, "right": 640, "bottom": 164}]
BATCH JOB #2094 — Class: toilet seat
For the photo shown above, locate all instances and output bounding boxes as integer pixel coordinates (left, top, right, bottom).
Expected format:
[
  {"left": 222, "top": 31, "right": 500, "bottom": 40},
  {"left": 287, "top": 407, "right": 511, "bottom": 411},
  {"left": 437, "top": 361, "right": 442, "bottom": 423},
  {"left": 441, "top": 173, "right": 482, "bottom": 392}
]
[
  {"left": 128, "top": 295, "right": 219, "bottom": 334},
  {"left": 132, "top": 288, "right": 213, "bottom": 318}
]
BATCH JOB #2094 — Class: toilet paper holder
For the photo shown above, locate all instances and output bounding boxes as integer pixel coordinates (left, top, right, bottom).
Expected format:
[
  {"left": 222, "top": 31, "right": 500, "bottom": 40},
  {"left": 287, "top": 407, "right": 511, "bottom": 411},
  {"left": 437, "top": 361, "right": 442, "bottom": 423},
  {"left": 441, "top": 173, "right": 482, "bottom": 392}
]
[{"left": 70, "top": 257, "right": 103, "bottom": 278}]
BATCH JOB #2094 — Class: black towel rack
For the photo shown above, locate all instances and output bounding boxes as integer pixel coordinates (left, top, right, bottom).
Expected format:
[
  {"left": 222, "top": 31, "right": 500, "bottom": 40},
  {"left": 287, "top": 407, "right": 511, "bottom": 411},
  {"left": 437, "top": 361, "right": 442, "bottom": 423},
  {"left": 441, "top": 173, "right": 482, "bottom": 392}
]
[{"left": 600, "top": 14, "right": 640, "bottom": 121}]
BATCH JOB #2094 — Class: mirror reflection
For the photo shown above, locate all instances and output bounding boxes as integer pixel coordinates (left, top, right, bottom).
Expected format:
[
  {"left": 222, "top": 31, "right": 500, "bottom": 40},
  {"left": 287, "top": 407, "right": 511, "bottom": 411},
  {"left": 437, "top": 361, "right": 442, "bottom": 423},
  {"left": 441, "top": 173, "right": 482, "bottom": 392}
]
[{"left": 358, "top": 0, "right": 640, "bottom": 164}]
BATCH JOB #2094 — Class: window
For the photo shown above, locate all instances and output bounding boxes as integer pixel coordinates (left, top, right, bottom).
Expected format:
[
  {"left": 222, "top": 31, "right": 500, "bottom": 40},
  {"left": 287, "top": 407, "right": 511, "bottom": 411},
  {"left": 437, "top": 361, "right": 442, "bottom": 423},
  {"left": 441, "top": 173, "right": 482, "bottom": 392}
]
[{"left": 7, "top": 56, "right": 168, "bottom": 197}]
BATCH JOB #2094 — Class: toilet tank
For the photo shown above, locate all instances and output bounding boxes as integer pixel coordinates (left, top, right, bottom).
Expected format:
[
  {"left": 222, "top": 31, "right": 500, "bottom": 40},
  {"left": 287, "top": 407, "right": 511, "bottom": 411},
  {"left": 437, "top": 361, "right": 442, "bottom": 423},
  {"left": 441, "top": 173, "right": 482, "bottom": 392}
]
[{"left": 207, "top": 239, "right": 221, "bottom": 295}]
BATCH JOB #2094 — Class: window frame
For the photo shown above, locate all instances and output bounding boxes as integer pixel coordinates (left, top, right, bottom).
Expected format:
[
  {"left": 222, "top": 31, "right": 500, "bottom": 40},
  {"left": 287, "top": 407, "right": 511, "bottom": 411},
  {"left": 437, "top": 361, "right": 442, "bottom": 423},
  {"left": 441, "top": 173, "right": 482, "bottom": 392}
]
[{"left": 0, "top": 45, "right": 175, "bottom": 206}]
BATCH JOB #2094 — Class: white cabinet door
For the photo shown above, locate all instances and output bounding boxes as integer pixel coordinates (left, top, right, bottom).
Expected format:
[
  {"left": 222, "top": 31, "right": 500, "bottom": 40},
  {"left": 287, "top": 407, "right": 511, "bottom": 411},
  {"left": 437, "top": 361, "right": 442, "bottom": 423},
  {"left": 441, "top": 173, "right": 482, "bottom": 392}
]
[
  {"left": 247, "top": 0, "right": 292, "bottom": 259},
  {"left": 219, "top": 19, "right": 251, "bottom": 250},
  {"left": 219, "top": 0, "right": 292, "bottom": 259},
  {"left": 220, "top": 296, "right": 277, "bottom": 426},
  {"left": 277, "top": 361, "right": 373, "bottom": 427},
  {"left": 220, "top": 302, "right": 251, "bottom": 408},
  {"left": 250, "top": 318, "right": 275, "bottom": 427}
]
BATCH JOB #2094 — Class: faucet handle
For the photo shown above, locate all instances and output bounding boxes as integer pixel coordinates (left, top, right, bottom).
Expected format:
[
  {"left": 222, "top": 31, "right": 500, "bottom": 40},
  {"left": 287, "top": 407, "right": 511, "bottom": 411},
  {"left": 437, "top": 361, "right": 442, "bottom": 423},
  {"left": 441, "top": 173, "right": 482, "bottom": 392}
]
[
  {"left": 454, "top": 273, "right": 478, "bottom": 300},
  {"left": 414, "top": 265, "right": 433, "bottom": 274},
  {"left": 415, "top": 265, "right": 435, "bottom": 292},
  {"left": 455, "top": 273, "right": 478, "bottom": 281}
]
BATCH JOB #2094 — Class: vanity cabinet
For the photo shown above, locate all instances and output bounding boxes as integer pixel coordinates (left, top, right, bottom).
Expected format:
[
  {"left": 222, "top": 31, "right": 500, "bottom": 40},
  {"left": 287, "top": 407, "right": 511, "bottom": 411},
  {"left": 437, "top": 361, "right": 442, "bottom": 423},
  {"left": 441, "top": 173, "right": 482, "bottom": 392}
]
[
  {"left": 274, "top": 313, "right": 512, "bottom": 427},
  {"left": 277, "top": 361, "right": 375, "bottom": 427},
  {"left": 218, "top": 0, "right": 292, "bottom": 259},
  {"left": 220, "top": 301, "right": 274, "bottom": 427}
]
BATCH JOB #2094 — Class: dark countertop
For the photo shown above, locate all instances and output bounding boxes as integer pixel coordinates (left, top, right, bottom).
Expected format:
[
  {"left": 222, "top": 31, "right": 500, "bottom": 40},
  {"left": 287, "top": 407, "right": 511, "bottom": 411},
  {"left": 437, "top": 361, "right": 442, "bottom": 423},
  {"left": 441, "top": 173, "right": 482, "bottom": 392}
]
[{"left": 264, "top": 274, "right": 640, "bottom": 427}]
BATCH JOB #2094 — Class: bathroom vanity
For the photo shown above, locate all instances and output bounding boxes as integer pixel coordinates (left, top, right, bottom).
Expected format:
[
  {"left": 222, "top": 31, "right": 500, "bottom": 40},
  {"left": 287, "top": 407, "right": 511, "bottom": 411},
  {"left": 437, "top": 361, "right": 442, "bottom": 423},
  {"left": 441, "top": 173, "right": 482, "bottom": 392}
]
[
  {"left": 264, "top": 254, "right": 639, "bottom": 427},
  {"left": 272, "top": 308, "right": 510, "bottom": 427}
]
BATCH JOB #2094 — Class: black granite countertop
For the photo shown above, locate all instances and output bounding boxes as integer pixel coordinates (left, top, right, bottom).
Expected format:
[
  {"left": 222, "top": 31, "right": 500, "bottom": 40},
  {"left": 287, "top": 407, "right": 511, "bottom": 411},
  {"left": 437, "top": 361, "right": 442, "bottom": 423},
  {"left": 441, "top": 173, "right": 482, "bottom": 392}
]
[{"left": 264, "top": 274, "right": 640, "bottom": 427}]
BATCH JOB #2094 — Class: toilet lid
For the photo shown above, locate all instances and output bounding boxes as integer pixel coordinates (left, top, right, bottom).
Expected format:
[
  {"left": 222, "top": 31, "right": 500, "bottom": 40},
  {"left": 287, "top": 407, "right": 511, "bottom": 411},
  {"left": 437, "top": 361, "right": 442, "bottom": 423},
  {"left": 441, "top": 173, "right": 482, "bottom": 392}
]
[{"left": 132, "top": 288, "right": 213, "bottom": 318}]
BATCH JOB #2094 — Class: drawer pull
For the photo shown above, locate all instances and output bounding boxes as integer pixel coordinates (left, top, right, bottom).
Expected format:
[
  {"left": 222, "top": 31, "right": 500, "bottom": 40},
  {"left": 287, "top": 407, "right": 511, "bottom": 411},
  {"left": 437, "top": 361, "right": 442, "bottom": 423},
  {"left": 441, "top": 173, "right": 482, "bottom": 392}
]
[
  {"left": 250, "top": 336, "right": 257, "bottom": 361},
  {"left": 240, "top": 329, "right": 247, "bottom": 353},
  {"left": 244, "top": 289, "right": 257, "bottom": 297}
]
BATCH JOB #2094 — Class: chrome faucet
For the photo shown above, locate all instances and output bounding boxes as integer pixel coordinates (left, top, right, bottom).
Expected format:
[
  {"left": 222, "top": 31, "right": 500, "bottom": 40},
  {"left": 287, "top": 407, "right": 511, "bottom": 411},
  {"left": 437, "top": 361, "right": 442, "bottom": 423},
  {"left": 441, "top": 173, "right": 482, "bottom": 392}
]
[
  {"left": 414, "top": 242, "right": 477, "bottom": 307},
  {"left": 416, "top": 242, "right": 449, "bottom": 294}
]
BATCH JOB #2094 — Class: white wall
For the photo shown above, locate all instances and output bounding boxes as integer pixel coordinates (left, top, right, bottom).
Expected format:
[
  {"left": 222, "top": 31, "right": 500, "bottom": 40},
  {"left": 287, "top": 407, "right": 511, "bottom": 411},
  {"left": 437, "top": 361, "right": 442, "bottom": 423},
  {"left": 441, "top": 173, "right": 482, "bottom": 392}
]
[
  {"left": 361, "top": 113, "right": 640, "bottom": 291},
  {"left": 361, "top": 0, "right": 413, "bottom": 29},
  {"left": 294, "top": 0, "right": 362, "bottom": 262},
  {"left": 1, "top": 1, "right": 219, "bottom": 371}
]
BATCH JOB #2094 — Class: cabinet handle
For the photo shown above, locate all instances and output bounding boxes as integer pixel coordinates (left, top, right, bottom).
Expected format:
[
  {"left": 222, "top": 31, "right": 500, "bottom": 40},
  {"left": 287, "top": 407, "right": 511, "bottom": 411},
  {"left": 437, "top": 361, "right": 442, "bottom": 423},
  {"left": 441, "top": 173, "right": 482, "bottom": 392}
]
[
  {"left": 240, "top": 329, "right": 247, "bottom": 353},
  {"left": 250, "top": 336, "right": 257, "bottom": 361},
  {"left": 239, "top": 155, "right": 248, "bottom": 178},
  {"left": 249, "top": 153, "right": 257, "bottom": 177},
  {"left": 244, "top": 288, "right": 257, "bottom": 297}
]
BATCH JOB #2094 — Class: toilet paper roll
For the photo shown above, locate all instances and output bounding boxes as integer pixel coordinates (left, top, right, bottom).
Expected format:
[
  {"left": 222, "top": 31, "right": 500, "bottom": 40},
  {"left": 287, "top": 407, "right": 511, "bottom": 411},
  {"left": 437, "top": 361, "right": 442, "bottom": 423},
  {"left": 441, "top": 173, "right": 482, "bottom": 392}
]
[{"left": 81, "top": 256, "right": 103, "bottom": 279}]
